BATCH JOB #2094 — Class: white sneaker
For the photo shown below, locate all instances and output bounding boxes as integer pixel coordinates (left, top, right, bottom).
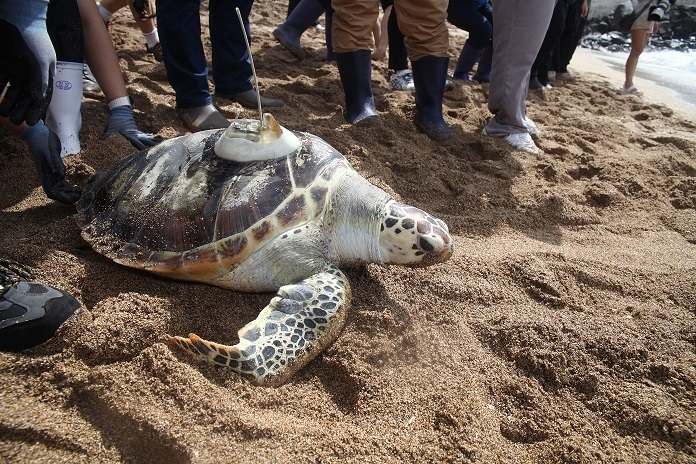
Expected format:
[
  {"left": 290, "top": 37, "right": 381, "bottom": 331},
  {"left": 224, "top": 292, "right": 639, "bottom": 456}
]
[
  {"left": 483, "top": 127, "right": 541, "bottom": 156},
  {"left": 557, "top": 71, "right": 573, "bottom": 80},
  {"left": 389, "top": 70, "right": 415, "bottom": 92},
  {"left": 523, "top": 116, "right": 544, "bottom": 136},
  {"left": 503, "top": 132, "right": 541, "bottom": 155}
]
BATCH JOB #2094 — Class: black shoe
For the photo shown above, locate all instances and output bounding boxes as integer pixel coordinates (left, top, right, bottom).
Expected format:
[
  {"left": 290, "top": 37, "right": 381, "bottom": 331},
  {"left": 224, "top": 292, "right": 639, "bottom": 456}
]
[
  {"left": 0, "top": 259, "right": 81, "bottom": 352},
  {"left": 147, "top": 42, "right": 164, "bottom": 62},
  {"left": 529, "top": 75, "right": 545, "bottom": 90},
  {"left": 82, "top": 63, "right": 102, "bottom": 95},
  {"left": 177, "top": 104, "right": 230, "bottom": 132},
  {"left": 215, "top": 90, "right": 285, "bottom": 109}
]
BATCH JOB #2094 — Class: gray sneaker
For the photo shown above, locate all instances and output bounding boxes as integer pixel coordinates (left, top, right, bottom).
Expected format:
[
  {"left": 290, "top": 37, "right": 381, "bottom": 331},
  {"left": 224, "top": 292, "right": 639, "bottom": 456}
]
[
  {"left": 0, "top": 259, "right": 81, "bottom": 352},
  {"left": 389, "top": 70, "right": 415, "bottom": 92}
]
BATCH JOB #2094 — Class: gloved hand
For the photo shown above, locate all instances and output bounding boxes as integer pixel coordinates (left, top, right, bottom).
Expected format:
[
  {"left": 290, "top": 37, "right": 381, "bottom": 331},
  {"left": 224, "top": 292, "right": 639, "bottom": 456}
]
[
  {"left": 100, "top": 105, "right": 163, "bottom": 150},
  {"left": 0, "top": 17, "right": 55, "bottom": 126},
  {"left": 19, "top": 121, "right": 81, "bottom": 205}
]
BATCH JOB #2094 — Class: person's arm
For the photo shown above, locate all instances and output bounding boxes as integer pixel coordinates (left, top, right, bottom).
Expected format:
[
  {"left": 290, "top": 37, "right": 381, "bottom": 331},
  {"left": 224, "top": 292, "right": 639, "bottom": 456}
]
[
  {"left": 0, "top": 0, "right": 55, "bottom": 126},
  {"left": 76, "top": 0, "right": 163, "bottom": 150},
  {"left": 77, "top": 0, "right": 127, "bottom": 102},
  {"left": 581, "top": 0, "right": 589, "bottom": 18}
]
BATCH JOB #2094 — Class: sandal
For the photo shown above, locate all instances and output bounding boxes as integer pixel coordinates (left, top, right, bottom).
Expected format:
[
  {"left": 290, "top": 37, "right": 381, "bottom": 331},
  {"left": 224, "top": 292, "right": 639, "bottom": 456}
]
[{"left": 621, "top": 85, "right": 641, "bottom": 96}]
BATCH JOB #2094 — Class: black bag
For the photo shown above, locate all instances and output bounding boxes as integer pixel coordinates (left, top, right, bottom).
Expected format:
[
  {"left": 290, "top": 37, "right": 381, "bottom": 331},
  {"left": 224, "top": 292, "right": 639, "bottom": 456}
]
[{"left": 614, "top": 0, "right": 653, "bottom": 34}]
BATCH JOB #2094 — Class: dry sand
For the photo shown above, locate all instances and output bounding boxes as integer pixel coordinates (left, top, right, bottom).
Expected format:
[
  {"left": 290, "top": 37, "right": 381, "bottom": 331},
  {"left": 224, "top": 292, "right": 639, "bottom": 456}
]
[{"left": 1, "top": 3, "right": 695, "bottom": 463}]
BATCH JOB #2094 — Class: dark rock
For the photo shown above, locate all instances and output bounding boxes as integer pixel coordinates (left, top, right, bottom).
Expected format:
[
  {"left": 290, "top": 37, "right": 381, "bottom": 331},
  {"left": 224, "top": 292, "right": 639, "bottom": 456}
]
[{"left": 582, "top": 5, "right": 696, "bottom": 50}]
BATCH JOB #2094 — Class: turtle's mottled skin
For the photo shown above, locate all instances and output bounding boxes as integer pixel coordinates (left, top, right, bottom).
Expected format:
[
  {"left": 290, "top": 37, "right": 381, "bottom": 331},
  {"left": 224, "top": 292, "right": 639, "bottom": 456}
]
[{"left": 78, "top": 120, "right": 453, "bottom": 387}]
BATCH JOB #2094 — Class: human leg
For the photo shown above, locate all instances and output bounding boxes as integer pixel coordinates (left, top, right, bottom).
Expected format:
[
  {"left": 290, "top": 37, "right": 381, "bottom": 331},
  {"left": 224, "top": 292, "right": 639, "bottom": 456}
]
[
  {"left": 387, "top": 4, "right": 407, "bottom": 71},
  {"left": 395, "top": 0, "right": 452, "bottom": 143},
  {"left": 556, "top": 0, "right": 582, "bottom": 74},
  {"left": 623, "top": 28, "right": 650, "bottom": 91},
  {"left": 273, "top": 0, "right": 327, "bottom": 60},
  {"left": 45, "top": 0, "right": 84, "bottom": 156},
  {"left": 157, "top": 0, "right": 228, "bottom": 130},
  {"left": 472, "top": 44, "right": 492, "bottom": 83},
  {"left": 484, "top": 0, "right": 554, "bottom": 154},
  {"left": 332, "top": 0, "right": 380, "bottom": 125},
  {"left": 449, "top": 1, "right": 493, "bottom": 82},
  {"left": 383, "top": 4, "right": 414, "bottom": 91},
  {"left": 157, "top": 0, "right": 210, "bottom": 109},
  {"left": 529, "top": 0, "right": 567, "bottom": 88},
  {"left": 324, "top": 6, "right": 334, "bottom": 61},
  {"left": 209, "top": 0, "right": 283, "bottom": 108}
]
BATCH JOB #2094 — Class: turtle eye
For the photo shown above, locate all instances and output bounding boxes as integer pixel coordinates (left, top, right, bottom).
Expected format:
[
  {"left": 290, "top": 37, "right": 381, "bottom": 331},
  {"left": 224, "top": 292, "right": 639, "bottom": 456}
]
[{"left": 418, "top": 236, "right": 435, "bottom": 252}]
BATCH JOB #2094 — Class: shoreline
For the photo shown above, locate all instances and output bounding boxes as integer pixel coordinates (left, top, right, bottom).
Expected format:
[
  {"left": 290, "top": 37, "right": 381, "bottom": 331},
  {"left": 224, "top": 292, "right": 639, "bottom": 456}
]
[{"left": 569, "top": 47, "right": 696, "bottom": 123}]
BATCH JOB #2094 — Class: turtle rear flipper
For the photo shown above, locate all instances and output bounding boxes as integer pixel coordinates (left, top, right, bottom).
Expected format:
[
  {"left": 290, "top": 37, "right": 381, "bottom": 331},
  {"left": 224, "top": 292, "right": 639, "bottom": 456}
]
[{"left": 169, "top": 266, "right": 350, "bottom": 387}]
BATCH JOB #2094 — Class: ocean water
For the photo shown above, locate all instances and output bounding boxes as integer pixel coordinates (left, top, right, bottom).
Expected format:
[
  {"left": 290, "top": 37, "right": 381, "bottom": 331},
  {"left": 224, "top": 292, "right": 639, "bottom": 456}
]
[{"left": 584, "top": 48, "right": 696, "bottom": 109}]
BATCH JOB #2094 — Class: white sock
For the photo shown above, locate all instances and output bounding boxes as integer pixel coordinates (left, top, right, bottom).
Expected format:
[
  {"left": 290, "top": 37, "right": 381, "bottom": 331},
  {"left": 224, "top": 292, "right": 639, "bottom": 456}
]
[
  {"left": 97, "top": 3, "right": 113, "bottom": 22},
  {"left": 143, "top": 28, "right": 159, "bottom": 49}
]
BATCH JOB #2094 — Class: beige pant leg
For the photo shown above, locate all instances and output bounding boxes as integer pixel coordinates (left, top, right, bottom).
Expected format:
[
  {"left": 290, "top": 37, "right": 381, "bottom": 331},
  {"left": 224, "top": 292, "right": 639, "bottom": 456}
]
[
  {"left": 393, "top": 0, "right": 449, "bottom": 61},
  {"left": 331, "top": 0, "right": 380, "bottom": 52}
]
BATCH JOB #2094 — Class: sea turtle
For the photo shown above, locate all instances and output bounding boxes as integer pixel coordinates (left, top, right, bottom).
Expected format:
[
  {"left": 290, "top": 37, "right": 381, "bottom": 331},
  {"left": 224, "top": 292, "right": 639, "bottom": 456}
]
[{"left": 77, "top": 114, "right": 453, "bottom": 387}]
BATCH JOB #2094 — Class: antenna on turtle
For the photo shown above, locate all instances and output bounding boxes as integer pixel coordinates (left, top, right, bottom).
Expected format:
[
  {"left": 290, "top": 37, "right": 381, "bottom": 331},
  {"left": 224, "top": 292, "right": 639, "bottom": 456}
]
[{"left": 235, "top": 7, "right": 264, "bottom": 128}]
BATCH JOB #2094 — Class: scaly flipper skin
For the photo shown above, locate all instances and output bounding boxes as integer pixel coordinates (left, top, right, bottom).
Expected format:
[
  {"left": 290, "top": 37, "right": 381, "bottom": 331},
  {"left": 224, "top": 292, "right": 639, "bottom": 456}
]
[{"left": 169, "top": 265, "right": 350, "bottom": 387}]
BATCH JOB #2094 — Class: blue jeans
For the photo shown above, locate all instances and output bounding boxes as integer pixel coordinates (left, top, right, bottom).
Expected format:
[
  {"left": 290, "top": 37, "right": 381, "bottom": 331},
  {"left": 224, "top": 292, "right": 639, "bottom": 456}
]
[{"left": 156, "top": 0, "right": 255, "bottom": 109}]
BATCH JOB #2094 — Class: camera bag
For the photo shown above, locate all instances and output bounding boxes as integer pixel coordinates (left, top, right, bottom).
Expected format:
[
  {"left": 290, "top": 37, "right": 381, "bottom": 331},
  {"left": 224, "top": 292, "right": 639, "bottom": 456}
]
[{"left": 615, "top": 0, "right": 653, "bottom": 34}]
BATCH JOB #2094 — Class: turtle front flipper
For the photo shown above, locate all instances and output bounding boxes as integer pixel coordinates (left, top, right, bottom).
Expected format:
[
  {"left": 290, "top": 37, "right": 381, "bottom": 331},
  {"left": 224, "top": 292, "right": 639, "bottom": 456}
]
[{"left": 169, "top": 265, "right": 350, "bottom": 387}]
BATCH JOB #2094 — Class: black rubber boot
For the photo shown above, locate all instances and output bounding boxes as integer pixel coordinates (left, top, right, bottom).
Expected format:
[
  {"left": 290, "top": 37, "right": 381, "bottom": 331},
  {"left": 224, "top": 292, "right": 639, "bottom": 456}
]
[
  {"left": 411, "top": 56, "right": 454, "bottom": 144},
  {"left": 334, "top": 50, "right": 380, "bottom": 126},
  {"left": 473, "top": 44, "right": 492, "bottom": 83},
  {"left": 272, "top": 0, "right": 326, "bottom": 60},
  {"left": 453, "top": 43, "right": 483, "bottom": 81}
]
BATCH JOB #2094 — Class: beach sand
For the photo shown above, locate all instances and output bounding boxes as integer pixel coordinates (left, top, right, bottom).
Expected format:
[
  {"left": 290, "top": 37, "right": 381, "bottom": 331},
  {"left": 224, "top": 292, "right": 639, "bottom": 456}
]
[{"left": 1, "top": 3, "right": 695, "bottom": 463}]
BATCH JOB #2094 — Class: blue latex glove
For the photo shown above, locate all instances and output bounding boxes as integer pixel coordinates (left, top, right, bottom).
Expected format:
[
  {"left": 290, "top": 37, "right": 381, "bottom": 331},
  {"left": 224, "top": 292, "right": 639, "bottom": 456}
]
[
  {"left": 0, "top": 16, "right": 55, "bottom": 125},
  {"left": 100, "top": 105, "right": 163, "bottom": 150},
  {"left": 19, "top": 121, "right": 81, "bottom": 205}
]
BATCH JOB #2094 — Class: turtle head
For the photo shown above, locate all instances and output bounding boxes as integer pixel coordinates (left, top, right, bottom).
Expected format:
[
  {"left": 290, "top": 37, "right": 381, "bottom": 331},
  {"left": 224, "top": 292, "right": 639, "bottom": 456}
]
[
  {"left": 214, "top": 113, "right": 300, "bottom": 162},
  {"left": 377, "top": 200, "right": 453, "bottom": 266},
  {"left": 327, "top": 173, "right": 453, "bottom": 267}
]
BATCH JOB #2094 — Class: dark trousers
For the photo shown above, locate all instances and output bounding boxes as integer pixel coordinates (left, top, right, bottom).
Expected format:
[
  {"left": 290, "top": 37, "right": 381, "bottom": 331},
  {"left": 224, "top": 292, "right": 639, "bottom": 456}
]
[
  {"left": 157, "top": 0, "right": 255, "bottom": 109},
  {"left": 553, "top": 0, "right": 586, "bottom": 72},
  {"left": 387, "top": 4, "right": 408, "bottom": 71},
  {"left": 447, "top": 0, "right": 493, "bottom": 50},
  {"left": 531, "top": 0, "right": 570, "bottom": 84},
  {"left": 46, "top": 0, "right": 83, "bottom": 63}
]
